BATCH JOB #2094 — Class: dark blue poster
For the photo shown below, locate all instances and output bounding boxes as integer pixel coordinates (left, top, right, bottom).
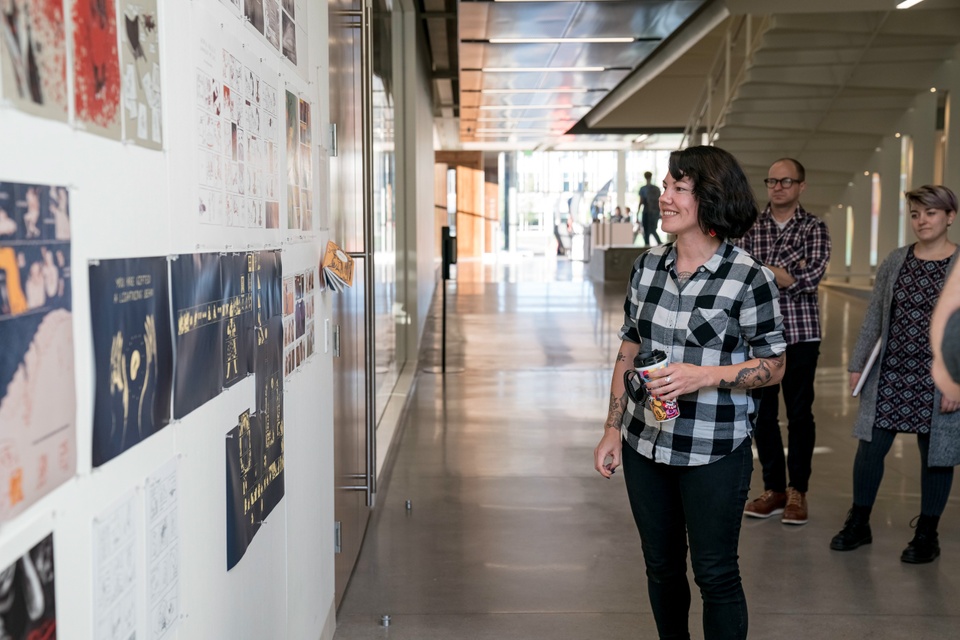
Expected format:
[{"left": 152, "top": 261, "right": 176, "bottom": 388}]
[
  {"left": 89, "top": 256, "right": 173, "bottom": 467},
  {"left": 251, "top": 250, "right": 282, "bottom": 333},
  {"left": 171, "top": 253, "right": 223, "bottom": 419},
  {"left": 220, "top": 253, "right": 255, "bottom": 388},
  {"left": 0, "top": 181, "right": 76, "bottom": 521},
  {"left": 225, "top": 249, "right": 284, "bottom": 570},
  {"left": 226, "top": 407, "right": 284, "bottom": 570}
]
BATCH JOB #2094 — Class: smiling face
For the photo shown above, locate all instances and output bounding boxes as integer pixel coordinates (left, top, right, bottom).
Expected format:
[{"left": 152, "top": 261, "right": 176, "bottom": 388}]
[
  {"left": 659, "top": 172, "right": 701, "bottom": 237},
  {"left": 909, "top": 202, "right": 956, "bottom": 243}
]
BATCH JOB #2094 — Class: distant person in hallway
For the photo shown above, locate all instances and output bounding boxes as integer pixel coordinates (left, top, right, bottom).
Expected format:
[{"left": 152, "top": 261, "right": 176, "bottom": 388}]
[
  {"left": 594, "top": 146, "right": 786, "bottom": 640},
  {"left": 739, "top": 158, "right": 831, "bottom": 525},
  {"left": 931, "top": 257, "right": 960, "bottom": 402},
  {"left": 637, "top": 171, "right": 662, "bottom": 246},
  {"left": 831, "top": 184, "right": 960, "bottom": 564}
]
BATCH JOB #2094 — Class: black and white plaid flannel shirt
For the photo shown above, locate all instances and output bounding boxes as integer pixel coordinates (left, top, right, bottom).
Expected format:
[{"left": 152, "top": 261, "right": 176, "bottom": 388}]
[{"left": 618, "top": 242, "right": 786, "bottom": 466}]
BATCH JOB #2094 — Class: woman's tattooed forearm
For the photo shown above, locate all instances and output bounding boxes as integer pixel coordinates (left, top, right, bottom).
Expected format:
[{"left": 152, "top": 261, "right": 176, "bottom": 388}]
[
  {"left": 605, "top": 392, "right": 627, "bottom": 429},
  {"left": 718, "top": 354, "right": 785, "bottom": 389}
]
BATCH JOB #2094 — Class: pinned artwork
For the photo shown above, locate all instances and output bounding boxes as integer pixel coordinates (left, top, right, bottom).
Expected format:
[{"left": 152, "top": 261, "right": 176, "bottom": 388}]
[
  {"left": 225, "top": 407, "right": 284, "bottom": 570},
  {"left": 0, "top": 181, "right": 75, "bottom": 523},
  {"left": 0, "top": 0, "right": 69, "bottom": 122},
  {"left": 0, "top": 533, "right": 57, "bottom": 638},
  {"left": 170, "top": 253, "right": 224, "bottom": 419},
  {"left": 89, "top": 257, "right": 174, "bottom": 467},
  {"left": 195, "top": 38, "right": 280, "bottom": 230},
  {"left": 281, "top": 267, "right": 315, "bottom": 376},
  {"left": 120, "top": 0, "right": 162, "bottom": 149},
  {"left": 71, "top": 0, "right": 122, "bottom": 139},
  {"left": 284, "top": 91, "right": 313, "bottom": 233}
]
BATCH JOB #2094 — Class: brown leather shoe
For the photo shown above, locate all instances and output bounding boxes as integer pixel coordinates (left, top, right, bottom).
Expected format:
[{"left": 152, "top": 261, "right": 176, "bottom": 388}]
[
  {"left": 782, "top": 488, "right": 808, "bottom": 525},
  {"left": 744, "top": 490, "right": 787, "bottom": 519}
]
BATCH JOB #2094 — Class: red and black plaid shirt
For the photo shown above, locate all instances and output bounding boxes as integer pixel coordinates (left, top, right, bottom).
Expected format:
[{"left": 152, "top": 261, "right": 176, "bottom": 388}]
[{"left": 738, "top": 205, "right": 831, "bottom": 344}]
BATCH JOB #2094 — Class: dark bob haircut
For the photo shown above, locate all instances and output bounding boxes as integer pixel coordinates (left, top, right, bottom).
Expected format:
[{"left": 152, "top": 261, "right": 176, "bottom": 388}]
[{"left": 667, "top": 146, "right": 758, "bottom": 241}]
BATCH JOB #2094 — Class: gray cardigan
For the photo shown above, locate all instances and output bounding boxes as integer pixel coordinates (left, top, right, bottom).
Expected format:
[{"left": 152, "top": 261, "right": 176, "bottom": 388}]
[{"left": 849, "top": 244, "right": 960, "bottom": 467}]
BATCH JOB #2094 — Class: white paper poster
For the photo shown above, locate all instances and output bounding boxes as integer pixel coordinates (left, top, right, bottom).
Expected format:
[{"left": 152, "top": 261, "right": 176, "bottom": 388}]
[
  {"left": 146, "top": 458, "right": 180, "bottom": 640},
  {"left": 94, "top": 491, "right": 139, "bottom": 640},
  {"left": 196, "top": 33, "right": 281, "bottom": 230},
  {"left": 120, "top": 0, "right": 163, "bottom": 149}
]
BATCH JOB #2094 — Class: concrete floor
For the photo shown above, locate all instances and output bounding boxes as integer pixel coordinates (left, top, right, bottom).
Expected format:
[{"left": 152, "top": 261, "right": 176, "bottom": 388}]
[{"left": 334, "top": 255, "right": 960, "bottom": 639}]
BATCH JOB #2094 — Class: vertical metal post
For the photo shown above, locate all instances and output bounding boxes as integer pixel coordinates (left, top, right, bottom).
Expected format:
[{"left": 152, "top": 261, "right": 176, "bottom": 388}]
[
  {"left": 441, "top": 280, "right": 447, "bottom": 373},
  {"left": 360, "top": 0, "right": 377, "bottom": 507}
]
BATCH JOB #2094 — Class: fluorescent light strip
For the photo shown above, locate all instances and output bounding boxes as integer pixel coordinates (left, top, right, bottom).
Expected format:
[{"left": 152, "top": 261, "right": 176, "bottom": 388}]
[
  {"left": 896, "top": 0, "right": 926, "bottom": 7},
  {"left": 476, "top": 105, "right": 589, "bottom": 110},
  {"left": 477, "top": 67, "right": 605, "bottom": 73},
  {"left": 473, "top": 117, "right": 576, "bottom": 122},
  {"left": 472, "top": 132, "right": 559, "bottom": 137},
  {"left": 489, "top": 37, "right": 635, "bottom": 44},
  {"left": 478, "top": 88, "right": 589, "bottom": 94},
  {"left": 476, "top": 128, "right": 559, "bottom": 133}
]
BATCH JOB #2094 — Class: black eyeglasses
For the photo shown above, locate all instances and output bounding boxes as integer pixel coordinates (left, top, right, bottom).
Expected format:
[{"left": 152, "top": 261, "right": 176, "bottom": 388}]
[{"left": 763, "top": 177, "right": 801, "bottom": 188}]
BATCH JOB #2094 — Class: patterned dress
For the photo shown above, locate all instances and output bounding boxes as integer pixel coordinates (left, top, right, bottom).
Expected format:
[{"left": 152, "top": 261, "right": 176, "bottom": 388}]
[{"left": 875, "top": 247, "right": 952, "bottom": 433}]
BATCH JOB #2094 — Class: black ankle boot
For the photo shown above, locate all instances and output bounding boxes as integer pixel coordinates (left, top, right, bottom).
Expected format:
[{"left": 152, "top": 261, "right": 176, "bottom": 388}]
[
  {"left": 830, "top": 505, "right": 872, "bottom": 551},
  {"left": 901, "top": 515, "right": 940, "bottom": 564}
]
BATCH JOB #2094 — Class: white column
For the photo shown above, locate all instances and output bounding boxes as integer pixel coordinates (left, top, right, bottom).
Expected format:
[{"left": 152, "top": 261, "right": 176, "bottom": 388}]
[
  {"left": 617, "top": 150, "right": 627, "bottom": 213},
  {"left": 877, "top": 135, "right": 902, "bottom": 259},
  {"left": 849, "top": 173, "right": 873, "bottom": 286}
]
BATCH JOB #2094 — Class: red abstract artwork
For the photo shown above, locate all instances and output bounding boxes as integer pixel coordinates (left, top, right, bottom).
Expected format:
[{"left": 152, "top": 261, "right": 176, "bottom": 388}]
[
  {"left": 71, "top": 0, "right": 121, "bottom": 134},
  {"left": 1, "top": 0, "right": 69, "bottom": 121}
]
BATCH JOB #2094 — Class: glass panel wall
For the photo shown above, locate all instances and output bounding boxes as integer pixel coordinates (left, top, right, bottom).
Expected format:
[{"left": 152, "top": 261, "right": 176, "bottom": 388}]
[
  {"left": 509, "top": 148, "right": 673, "bottom": 255},
  {"left": 372, "top": 0, "right": 398, "bottom": 425}
]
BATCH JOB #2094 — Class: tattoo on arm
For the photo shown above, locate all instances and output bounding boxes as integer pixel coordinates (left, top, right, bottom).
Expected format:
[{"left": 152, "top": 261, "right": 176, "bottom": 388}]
[
  {"left": 605, "top": 392, "right": 627, "bottom": 429},
  {"left": 617, "top": 351, "right": 626, "bottom": 363},
  {"left": 717, "top": 354, "right": 785, "bottom": 389}
]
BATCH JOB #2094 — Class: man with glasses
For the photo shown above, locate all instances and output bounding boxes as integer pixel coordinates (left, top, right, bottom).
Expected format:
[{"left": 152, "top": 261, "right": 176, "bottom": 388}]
[{"left": 739, "top": 158, "right": 832, "bottom": 525}]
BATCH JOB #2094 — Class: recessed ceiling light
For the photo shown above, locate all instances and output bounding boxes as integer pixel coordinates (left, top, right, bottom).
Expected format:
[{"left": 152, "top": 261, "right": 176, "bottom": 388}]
[
  {"left": 477, "top": 67, "right": 606, "bottom": 73},
  {"left": 488, "top": 37, "right": 636, "bottom": 44},
  {"left": 930, "top": 87, "right": 937, "bottom": 92},
  {"left": 896, "top": 0, "right": 926, "bottom": 8}
]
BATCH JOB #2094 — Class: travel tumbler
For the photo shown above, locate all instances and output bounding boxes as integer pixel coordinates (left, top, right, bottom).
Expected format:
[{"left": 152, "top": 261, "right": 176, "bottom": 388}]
[{"left": 623, "top": 349, "right": 680, "bottom": 422}]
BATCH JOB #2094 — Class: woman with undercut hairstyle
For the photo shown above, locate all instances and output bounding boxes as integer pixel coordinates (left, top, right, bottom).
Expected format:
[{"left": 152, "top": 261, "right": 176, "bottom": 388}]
[{"left": 831, "top": 184, "right": 960, "bottom": 564}]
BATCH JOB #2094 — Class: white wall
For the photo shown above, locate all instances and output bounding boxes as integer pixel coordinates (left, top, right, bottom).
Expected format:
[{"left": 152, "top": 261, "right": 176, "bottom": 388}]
[{"left": 0, "top": 0, "right": 336, "bottom": 638}]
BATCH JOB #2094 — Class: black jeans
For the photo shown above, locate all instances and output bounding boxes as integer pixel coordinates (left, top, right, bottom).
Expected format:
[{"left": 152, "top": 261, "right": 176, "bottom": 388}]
[
  {"left": 754, "top": 340, "right": 820, "bottom": 493},
  {"left": 622, "top": 439, "right": 753, "bottom": 640}
]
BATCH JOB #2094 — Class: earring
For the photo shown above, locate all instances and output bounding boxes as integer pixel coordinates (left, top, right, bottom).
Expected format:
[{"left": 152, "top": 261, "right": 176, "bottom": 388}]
[{"left": 708, "top": 229, "right": 717, "bottom": 237}]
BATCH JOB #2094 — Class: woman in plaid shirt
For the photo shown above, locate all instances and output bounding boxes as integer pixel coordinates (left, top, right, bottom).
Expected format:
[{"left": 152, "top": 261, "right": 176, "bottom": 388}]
[{"left": 594, "top": 146, "right": 786, "bottom": 640}]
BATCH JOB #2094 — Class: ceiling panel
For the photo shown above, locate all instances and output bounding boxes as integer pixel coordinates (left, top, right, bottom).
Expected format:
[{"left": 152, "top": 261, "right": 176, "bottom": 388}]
[{"left": 450, "top": 0, "right": 708, "bottom": 147}]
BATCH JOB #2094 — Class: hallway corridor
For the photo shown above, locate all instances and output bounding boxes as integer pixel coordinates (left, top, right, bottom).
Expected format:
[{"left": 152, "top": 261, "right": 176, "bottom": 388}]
[{"left": 334, "top": 256, "right": 960, "bottom": 640}]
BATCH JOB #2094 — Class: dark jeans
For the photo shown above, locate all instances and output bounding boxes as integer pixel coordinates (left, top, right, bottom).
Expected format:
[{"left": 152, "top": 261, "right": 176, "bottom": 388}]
[
  {"left": 754, "top": 340, "right": 820, "bottom": 493},
  {"left": 622, "top": 439, "right": 753, "bottom": 640}
]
